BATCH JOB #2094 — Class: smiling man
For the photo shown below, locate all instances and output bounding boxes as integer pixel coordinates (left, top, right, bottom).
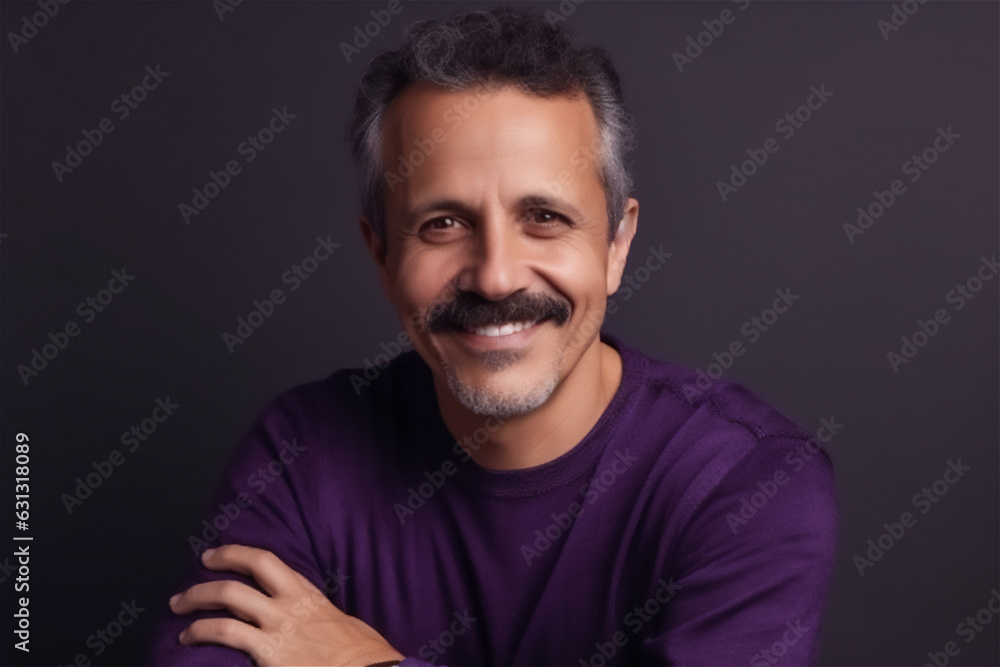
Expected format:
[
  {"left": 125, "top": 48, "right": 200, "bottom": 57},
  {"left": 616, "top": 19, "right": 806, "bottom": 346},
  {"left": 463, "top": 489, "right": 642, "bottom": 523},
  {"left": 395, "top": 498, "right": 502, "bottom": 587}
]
[
  {"left": 372, "top": 78, "right": 632, "bottom": 473},
  {"left": 148, "top": 7, "right": 836, "bottom": 667}
]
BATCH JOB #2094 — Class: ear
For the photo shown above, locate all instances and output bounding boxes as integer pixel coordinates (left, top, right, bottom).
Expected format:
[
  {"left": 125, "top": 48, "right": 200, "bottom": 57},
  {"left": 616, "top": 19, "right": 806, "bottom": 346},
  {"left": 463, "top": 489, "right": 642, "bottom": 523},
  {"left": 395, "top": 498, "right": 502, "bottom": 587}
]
[
  {"left": 606, "top": 197, "right": 639, "bottom": 295},
  {"left": 359, "top": 216, "right": 397, "bottom": 305}
]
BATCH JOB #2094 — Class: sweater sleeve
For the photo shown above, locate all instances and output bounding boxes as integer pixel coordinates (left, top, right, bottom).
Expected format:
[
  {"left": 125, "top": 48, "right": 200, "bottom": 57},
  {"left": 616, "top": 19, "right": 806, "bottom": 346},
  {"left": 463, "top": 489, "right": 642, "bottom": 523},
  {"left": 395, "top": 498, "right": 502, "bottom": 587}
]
[
  {"left": 638, "top": 436, "right": 838, "bottom": 666},
  {"left": 145, "top": 399, "right": 330, "bottom": 666}
]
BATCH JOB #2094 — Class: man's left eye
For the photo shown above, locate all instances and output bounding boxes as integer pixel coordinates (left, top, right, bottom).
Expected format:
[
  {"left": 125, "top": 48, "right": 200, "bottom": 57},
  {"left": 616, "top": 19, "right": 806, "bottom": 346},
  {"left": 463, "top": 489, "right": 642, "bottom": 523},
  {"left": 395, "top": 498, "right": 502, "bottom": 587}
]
[{"left": 526, "top": 209, "right": 569, "bottom": 225}]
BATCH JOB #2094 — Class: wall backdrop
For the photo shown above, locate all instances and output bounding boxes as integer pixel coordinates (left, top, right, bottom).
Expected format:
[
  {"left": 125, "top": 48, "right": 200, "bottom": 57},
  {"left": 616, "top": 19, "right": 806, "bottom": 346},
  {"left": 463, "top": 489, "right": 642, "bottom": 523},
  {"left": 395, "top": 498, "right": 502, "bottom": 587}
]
[{"left": 2, "top": 1, "right": 997, "bottom": 665}]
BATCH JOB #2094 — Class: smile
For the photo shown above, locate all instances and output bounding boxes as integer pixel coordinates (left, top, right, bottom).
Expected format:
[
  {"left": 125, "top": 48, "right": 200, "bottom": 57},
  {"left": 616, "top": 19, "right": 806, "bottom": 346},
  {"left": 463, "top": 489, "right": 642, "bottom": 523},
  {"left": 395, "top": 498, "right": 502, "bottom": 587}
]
[{"left": 465, "top": 320, "right": 540, "bottom": 337}]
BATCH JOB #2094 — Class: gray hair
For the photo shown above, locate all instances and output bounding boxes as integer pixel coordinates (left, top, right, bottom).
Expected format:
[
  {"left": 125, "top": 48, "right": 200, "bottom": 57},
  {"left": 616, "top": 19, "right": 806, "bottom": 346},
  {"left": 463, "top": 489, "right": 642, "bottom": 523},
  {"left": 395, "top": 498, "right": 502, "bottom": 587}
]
[{"left": 347, "top": 5, "right": 636, "bottom": 246}]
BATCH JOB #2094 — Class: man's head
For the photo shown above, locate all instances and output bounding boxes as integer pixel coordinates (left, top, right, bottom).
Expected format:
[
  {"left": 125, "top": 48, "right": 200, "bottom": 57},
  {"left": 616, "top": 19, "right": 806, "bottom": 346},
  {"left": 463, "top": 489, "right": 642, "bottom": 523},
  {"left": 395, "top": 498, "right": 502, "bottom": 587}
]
[{"left": 348, "top": 6, "right": 639, "bottom": 419}]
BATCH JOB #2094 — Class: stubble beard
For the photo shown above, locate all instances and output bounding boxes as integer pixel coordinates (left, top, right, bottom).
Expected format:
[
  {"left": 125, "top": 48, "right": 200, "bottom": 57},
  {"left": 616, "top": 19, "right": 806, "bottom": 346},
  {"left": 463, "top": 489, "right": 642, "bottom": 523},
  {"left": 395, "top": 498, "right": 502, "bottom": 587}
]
[{"left": 440, "top": 347, "right": 563, "bottom": 419}]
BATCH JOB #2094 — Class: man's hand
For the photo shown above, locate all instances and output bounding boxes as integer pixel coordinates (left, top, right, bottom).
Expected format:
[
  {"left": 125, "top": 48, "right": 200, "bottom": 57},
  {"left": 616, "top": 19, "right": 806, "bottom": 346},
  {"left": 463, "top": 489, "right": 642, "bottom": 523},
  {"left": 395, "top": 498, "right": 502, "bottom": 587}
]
[{"left": 170, "top": 545, "right": 406, "bottom": 666}]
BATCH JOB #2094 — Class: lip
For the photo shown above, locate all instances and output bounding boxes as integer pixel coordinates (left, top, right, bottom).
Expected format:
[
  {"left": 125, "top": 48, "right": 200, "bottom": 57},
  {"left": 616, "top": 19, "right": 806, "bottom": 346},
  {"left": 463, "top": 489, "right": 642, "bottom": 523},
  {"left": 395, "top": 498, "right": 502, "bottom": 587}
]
[{"left": 450, "top": 317, "right": 547, "bottom": 351}]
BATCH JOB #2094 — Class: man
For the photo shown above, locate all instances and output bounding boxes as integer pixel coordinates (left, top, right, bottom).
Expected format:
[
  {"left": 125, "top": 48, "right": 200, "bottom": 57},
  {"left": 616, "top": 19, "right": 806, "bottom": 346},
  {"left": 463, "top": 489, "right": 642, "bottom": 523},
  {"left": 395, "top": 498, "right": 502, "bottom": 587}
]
[{"left": 148, "top": 6, "right": 836, "bottom": 666}]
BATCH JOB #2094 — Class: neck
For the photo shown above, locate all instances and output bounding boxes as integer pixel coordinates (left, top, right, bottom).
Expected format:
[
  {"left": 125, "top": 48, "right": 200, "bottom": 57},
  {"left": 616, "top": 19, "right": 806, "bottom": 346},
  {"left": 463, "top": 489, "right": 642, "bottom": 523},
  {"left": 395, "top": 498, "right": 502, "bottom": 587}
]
[{"left": 433, "top": 337, "right": 623, "bottom": 470}]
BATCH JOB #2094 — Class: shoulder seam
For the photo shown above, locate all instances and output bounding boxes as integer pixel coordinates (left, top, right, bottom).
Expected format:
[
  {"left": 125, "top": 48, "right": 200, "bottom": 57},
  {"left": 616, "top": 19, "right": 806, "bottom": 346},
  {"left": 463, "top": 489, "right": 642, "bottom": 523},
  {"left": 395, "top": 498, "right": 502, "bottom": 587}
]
[{"left": 649, "top": 375, "right": 810, "bottom": 445}]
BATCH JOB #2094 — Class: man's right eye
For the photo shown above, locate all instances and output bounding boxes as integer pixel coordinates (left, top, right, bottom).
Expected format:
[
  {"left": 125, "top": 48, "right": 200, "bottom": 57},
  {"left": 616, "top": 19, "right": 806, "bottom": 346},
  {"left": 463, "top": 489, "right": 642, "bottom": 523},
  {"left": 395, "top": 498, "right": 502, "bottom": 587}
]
[
  {"left": 426, "top": 216, "right": 461, "bottom": 230},
  {"left": 419, "top": 216, "right": 467, "bottom": 241}
]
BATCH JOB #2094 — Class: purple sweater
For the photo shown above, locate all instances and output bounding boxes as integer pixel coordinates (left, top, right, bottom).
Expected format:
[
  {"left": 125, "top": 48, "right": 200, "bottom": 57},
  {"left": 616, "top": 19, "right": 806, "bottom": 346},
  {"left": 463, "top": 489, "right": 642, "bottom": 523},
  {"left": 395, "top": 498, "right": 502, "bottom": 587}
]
[{"left": 147, "top": 333, "right": 836, "bottom": 666}]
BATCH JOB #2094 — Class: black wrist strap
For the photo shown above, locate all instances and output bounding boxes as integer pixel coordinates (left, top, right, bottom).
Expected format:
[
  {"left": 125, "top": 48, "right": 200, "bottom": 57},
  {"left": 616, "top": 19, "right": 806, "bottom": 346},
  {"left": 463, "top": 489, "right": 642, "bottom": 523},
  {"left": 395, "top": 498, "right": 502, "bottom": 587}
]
[{"left": 365, "top": 661, "right": 402, "bottom": 667}]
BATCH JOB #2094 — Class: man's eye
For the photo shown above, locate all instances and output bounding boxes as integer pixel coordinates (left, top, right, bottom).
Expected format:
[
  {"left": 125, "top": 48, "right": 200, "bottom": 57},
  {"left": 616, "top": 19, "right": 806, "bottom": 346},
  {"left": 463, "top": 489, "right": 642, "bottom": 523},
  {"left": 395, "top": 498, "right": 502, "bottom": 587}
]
[
  {"left": 418, "top": 216, "right": 467, "bottom": 242},
  {"left": 425, "top": 216, "right": 462, "bottom": 230},
  {"left": 526, "top": 209, "right": 569, "bottom": 226}
]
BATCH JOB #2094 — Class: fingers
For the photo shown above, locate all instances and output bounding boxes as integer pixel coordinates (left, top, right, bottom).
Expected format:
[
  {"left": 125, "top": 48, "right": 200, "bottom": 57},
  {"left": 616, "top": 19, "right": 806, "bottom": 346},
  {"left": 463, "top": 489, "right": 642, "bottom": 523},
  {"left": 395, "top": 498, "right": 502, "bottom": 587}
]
[
  {"left": 200, "top": 545, "right": 301, "bottom": 597},
  {"left": 179, "top": 616, "right": 257, "bottom": 652},
  {"left": 291, "top": 569, "right": 325, "bottom": 596},
  {"left": 170, "top": 579, "right": 277, "bottom": 626}
]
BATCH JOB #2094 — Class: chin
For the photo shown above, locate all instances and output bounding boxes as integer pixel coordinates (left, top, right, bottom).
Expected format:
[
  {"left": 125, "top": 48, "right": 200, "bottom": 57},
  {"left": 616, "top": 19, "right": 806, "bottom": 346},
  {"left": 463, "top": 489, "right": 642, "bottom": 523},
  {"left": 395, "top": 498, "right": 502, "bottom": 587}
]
[{"left": 440, "top": 358, "right": 562, "bottom": 419}]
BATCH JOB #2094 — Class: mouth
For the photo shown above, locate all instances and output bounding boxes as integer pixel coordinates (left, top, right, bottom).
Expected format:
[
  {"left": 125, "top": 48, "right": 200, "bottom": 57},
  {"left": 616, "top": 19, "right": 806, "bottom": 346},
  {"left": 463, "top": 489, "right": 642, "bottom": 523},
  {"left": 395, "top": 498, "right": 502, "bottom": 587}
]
[
  {"left": 449, "top": 316, "right": 551, "bottom": 351},
  {"left": 464, "top": 319, "right": 541, "bottom": 338}
]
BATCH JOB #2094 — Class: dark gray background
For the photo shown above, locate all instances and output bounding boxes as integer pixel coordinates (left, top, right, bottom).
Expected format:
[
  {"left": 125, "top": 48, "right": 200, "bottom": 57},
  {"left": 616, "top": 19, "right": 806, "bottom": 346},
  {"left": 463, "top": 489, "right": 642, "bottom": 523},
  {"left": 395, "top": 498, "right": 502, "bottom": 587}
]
[{"left": 2, "top": 1, "right": 997, "bottom": 665}]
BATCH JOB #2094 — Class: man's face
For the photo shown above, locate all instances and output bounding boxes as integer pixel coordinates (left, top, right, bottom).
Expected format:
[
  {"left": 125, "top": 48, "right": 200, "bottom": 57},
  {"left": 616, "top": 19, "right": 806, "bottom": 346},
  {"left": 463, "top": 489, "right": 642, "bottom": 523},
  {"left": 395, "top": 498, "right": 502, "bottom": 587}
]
[{"left": 366, "top": 82, "right": 634, "bottom": 418}]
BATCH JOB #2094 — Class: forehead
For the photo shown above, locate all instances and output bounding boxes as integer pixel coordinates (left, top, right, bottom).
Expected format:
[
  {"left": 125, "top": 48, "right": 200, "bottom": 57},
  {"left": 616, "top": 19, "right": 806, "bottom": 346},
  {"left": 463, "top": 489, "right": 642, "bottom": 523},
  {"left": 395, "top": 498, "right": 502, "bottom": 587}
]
[{"left": 379, "top": 82, "right": 604, "bottom": 218}]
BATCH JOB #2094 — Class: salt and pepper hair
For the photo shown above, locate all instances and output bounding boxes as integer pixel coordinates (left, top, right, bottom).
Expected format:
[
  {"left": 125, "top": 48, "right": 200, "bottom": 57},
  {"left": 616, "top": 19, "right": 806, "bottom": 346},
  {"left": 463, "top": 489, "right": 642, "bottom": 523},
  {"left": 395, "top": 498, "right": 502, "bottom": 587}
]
[{"left": 347, "top": 6, "right": 636, "bottom": 246}]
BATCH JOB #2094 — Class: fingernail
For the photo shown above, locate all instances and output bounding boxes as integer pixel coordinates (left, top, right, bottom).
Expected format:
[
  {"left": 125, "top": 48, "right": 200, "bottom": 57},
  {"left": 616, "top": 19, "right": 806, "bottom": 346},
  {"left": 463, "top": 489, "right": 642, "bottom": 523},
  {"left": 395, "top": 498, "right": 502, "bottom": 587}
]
[
  {"left": 178, "top": 629, "right": 188, "bottom": 644},
  {"left": 201, "top": 548, "right": 216, "bottom": 561},
  {"left": 169, "top": 594, "right": 180, "bottom": 607}
]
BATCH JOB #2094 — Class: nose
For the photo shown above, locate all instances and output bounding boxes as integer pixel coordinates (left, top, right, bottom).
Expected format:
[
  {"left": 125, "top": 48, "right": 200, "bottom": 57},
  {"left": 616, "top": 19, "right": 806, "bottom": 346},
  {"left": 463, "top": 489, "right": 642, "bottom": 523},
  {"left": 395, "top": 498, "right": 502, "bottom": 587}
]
[{"left": 462, "top": 214, "right": 530, "bottom": 301}]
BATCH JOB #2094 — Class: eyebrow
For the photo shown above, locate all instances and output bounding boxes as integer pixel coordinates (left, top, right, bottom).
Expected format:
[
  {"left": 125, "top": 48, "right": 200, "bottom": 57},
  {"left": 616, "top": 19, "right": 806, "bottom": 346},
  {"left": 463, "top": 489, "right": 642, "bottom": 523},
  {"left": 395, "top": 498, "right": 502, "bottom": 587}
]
[
  {"left": 408, "top": 199, "right": 476, "bottom": 223},
  {"left": 407, "top": 194, "right": 588, "bottom": 224}
]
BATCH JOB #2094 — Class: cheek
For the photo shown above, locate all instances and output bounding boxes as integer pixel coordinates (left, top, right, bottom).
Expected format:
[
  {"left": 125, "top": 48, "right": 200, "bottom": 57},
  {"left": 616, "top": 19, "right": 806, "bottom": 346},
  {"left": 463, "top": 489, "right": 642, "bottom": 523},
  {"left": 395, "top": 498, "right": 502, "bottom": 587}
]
[
  {"left": 542, "top": 243, "right": 610, "bottom": 305},
  {"left": 390, "top": 247, "right": 457, "bottom": 314}
]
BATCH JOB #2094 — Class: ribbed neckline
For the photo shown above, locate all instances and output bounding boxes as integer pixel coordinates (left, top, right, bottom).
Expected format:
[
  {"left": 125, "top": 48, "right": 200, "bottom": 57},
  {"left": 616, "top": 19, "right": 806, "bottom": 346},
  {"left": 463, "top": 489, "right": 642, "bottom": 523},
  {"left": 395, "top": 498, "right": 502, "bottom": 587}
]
[{"left": 422, "top": 331, "right": 648, "bottom": 499}]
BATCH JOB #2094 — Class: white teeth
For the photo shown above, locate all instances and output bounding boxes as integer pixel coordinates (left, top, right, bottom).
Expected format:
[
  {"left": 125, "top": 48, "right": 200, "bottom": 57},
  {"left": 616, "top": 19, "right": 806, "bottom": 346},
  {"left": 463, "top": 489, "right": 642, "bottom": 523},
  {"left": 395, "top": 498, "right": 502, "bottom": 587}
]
[{"left": 470, "top": 320, "right": 538, "bottom": 337}]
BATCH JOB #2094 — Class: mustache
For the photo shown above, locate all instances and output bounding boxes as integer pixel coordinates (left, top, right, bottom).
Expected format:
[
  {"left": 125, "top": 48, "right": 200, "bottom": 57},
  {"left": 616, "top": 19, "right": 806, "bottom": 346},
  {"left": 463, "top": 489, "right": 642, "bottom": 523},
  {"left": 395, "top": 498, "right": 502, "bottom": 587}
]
[{"left": 426, "top": 291, "right": 571, "bottom": 332}]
